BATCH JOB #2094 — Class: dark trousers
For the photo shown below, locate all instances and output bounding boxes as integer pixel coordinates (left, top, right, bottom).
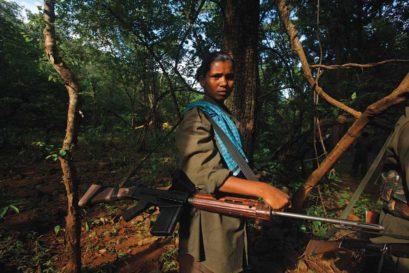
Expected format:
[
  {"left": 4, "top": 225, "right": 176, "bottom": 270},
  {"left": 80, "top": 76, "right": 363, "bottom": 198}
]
[{"left": 370, "top": 211, "right": 409, "bottom": 273}]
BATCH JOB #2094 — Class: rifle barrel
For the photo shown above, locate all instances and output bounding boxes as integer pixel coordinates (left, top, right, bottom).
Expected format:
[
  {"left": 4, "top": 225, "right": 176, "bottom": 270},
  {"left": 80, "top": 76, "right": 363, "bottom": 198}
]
[{"left": 271, "top": 211, "right": 384, "bottom": 231}]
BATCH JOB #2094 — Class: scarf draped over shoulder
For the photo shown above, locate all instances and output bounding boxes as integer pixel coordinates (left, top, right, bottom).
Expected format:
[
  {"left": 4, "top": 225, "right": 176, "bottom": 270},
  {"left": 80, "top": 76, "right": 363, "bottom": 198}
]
[{"left": 184, "top": 100, "right": 248, "bottom": 176}]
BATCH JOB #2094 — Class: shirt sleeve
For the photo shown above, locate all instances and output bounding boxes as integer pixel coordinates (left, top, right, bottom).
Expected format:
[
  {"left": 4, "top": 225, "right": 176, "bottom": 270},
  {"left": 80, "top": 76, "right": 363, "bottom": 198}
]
[{"left": 176, "top": 108, "right": 231, "bottom": 194}]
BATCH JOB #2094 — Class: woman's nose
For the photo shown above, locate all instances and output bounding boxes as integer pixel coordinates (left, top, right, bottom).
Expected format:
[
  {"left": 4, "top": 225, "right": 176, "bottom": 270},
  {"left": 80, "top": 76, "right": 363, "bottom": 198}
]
[{"left": 219, "top": 76, "right": 227, "bottom": 86}]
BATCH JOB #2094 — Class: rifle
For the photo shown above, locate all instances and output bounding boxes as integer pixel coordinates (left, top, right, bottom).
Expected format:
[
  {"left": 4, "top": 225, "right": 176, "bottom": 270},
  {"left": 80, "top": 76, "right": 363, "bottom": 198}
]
[
  {"left": 305, "top": 238, "right": 409, "bottom": 257},
  {"left": 304, "top": 238, "right": 409, "bottom": 273},
  {"left": 78, "top": 183, "right": 384, "bottom": 236}
]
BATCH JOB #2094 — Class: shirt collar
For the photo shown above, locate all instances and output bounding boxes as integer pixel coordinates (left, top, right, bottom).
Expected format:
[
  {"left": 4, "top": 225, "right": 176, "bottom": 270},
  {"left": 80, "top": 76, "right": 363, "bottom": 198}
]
[{"left": 203, "top": 95, "right": 231, "bottom": 114}]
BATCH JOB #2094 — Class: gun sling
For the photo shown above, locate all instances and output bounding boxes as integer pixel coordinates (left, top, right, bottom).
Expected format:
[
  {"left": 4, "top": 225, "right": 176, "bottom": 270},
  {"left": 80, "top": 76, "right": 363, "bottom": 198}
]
[{"left": 207, "top": 116, "right": 259, "bottom": 181}]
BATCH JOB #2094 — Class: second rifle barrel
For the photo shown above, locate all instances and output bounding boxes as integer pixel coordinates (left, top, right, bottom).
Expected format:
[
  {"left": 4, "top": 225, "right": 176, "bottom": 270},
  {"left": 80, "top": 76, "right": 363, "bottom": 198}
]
[{"left": 271, "top": 211, "right": 384, "bottom": 231}]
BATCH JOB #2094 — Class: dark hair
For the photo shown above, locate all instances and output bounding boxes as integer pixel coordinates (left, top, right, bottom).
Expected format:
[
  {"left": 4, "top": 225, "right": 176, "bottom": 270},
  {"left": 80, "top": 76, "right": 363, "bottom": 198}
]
[{"left": 195, "top": 52, "right": 234, "bottom": 81}]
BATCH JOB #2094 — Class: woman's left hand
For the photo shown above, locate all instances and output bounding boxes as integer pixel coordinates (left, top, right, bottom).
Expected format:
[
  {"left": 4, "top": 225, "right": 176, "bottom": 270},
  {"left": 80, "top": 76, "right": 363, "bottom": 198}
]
[{"left": 259, "top": 184, "right": 291, "bottom": 210}]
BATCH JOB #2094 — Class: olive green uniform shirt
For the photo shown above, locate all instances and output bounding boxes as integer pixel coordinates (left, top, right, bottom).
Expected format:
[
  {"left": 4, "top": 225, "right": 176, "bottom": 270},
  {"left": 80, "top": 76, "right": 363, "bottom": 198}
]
[
  {"left": 176, "top": 99, "right": 245, "bottom": 273},
  {"left": 371, "top": 110, "right": 409, "bottom": 272},
  {"left": 383, "top": 113, "right": 409, "bottom": 196}
]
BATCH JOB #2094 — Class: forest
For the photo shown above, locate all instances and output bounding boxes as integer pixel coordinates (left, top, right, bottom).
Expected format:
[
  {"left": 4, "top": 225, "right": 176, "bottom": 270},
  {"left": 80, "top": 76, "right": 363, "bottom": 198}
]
[{"left": 1, "top": 0, "right": 409, "bottom": 272}]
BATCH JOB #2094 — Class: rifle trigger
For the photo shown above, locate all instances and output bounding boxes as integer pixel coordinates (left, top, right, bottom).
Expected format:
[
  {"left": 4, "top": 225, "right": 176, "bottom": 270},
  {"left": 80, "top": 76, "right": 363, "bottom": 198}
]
[{"left": 122, "top": 200, "right": 150, "bottom": 221}]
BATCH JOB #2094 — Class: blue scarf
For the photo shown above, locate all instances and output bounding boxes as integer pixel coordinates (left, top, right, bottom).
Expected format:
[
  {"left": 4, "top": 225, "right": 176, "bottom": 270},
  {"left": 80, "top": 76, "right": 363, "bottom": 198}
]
[{"left": 184, "top": 100, "right": 247, "bottom": 176}]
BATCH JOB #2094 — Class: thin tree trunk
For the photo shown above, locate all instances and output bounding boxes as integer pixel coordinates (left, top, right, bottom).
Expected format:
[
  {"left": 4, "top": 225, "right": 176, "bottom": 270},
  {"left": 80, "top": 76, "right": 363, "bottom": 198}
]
[
  {"left": 43, "top": 1, "right": 81, "bottom": 272},
  {"left": 222, "top": 0, "right": 260, "bottom": 157}
]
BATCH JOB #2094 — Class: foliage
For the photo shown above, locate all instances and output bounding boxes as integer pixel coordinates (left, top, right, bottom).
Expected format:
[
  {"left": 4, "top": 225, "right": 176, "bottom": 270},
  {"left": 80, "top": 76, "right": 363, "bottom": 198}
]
[
  {"left": 0, "top": 187, "right": 31, "bottom": 219},
  {"left": 160, "top": 245, "right": 179, "bottom": 272},
  {"left": 3, "top": 0, "right": 408, "bottom": 180},
  {"left": 300, "top": 178, "right": 382, "bottom": 238},
  {"left": 254, "top": 0, "right": 409, "bottom": 182},
  {"left": 32, "top": 141, "right": 69, "bottom": 161},
  {"left": 53, "top": 225, "right": 62, "bottom": 236},
  {"left": 0, "top": 231, "right": 58, "bottom": 272},
  {"left": 0, "top": 1, "right": 67, "bottom": 150},
  {"left": 0, "top": 204, "right": 19, "bottom": 219},
  {"left": 304, "top": 205, "right": 329, "bottom": 237}
]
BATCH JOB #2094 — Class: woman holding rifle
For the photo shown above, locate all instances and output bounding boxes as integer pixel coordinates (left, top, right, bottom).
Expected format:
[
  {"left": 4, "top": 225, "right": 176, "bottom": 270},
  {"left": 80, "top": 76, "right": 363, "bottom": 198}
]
[{"left": 176, "top": 52, "right": 290, "bottom": 273}]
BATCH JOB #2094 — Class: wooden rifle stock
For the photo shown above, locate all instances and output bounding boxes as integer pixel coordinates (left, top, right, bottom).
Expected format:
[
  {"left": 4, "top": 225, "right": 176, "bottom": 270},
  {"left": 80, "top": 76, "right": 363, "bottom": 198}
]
[
  {"left": 78, "top": 184, "right": 135, "bottom": 207},
  {"left": 189, "top": 193, "right": 384, "bottom": 232},
  {"left": 189, "top": 193, "right": 271, "bottom": 221}
]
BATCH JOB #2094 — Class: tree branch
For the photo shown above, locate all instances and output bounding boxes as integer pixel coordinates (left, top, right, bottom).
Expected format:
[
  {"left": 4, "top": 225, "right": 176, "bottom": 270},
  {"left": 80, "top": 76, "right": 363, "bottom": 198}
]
[
  {"left": 103, "top": 4, "right": 183, "bottom": 120},
  {"left": 310, "top": 59, "right": 409, "bottom": 70},
  {"left": 276, "top": 0, "right": 361, "bottom": 119}
]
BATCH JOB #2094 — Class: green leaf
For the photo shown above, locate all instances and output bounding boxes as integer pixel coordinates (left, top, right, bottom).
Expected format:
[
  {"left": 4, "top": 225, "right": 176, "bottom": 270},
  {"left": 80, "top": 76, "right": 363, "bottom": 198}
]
[
  {"left": 46, "top": 154, "right": 58, "bottom": 161},
  {"left": 85, "top": 222, "right": 90, "bottom": 232},
  {"left": 24, "top": 36, "right": 32, "bottom": 43},
  {"left": 9, "top": 205, "right": 19, "bottom": 214},
  {"left": 312, "top": 221, "right": 322, "bottom": 229},
  {"left": 54, "top": 225, "right": 61, "bottom": 235},
  {"left": 32, "top": 141, "right": 45, "bottom": 147},
  {"left": 0, "top": 207, "right": 9, "bottom": 218},
  {"left": 59, "top": 149, "right": 68, "bottom": 157},
  {"left": 351, "top": 92, "right": 357, "bottom": 100}
]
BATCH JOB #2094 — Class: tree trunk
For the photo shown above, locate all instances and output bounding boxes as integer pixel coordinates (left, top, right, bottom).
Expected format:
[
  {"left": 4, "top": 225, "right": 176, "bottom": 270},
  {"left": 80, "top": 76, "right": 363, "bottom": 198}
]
[
  {"left": 43, "top": 1, "right": 81, "bottom": 272},
  {"left": 222, "top": 0, "right": 260, "bottom": 158}
]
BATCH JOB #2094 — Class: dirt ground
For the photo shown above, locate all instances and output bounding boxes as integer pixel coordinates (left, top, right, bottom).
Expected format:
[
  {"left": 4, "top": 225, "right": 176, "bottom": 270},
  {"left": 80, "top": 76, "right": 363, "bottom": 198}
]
[{"left": 0, "top": 145, "right": 381, "bottom": 273}]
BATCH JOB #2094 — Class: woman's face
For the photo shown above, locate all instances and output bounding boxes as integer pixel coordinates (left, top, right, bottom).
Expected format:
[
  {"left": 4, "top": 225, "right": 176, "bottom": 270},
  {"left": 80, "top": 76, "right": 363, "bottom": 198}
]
[{"left": 200, "top": 60, "right": 234, "bottom": 103}]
